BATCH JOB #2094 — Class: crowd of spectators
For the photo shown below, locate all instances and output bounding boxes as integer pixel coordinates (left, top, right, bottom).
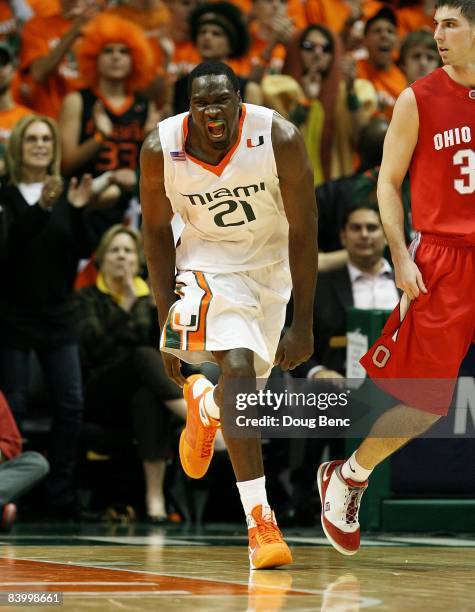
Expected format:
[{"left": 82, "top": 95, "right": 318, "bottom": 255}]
[{"left": 0, "top": 0, "right": 445, "bottom": 526}]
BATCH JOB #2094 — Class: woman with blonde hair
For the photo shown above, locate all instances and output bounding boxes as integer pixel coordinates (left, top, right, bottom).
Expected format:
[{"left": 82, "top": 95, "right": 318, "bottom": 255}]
[
  {"left": 0, "top": 113, "right": 94, "bottom": 518},
  {"left": 75, "top": 224, "right": 187, "bottom": 523}
]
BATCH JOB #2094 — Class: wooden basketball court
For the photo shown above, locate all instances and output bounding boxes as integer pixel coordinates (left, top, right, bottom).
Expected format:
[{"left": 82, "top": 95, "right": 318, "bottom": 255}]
[{"left": 1, "top": 524, "right": 474, "bottom": 610}]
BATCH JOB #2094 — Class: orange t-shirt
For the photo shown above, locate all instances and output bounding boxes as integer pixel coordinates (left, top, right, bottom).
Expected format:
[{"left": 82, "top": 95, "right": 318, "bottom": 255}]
[
  {"left": 227, "top": 0, "right": 307, "bottom": 29},
  {"left": 0, "top": 3, "right": 19, "bottom": 40},
  {"left": 27, "top": 0, "right": 61, "bottom": 17},
  {"left": 356, "top": 59, "right": 406, "bottom": 119},
  {"left": 107, "top": 3, "right": 169, "bottom": 76},
  {"left": 305, "top": 0, "right": 385, "bottom": 32},
  {"left": 107, "top": 4, "right": 200, "bottom": 79},
  {"left": 168, "top": 41, "right": 201, "bottom": 79},
  {"left": 243, "top": 21, "right": 287, "bottom": 75},
  {"left": 19, "top": 15, "right": 84, "bottom": 118},
  {"left": 397, "top": 6, "right": 434, "bottom": 38},
  {"left": 0, "top": 104, "right": 32, "bottom": 145},
  {"left": 0, "top": 0, "right": 60, "bottom": 39}
]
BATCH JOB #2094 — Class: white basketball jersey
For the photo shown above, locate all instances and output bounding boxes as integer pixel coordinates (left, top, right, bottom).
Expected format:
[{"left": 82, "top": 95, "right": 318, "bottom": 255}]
[{"left": 159, "top": 104, "right": 289, "bottom": 272}]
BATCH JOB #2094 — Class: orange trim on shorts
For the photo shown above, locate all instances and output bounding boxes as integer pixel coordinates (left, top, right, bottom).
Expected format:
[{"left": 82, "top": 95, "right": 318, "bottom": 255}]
[
  {"left": 187, "top": 272, "right": 212, "bottom": 351},
  {"left": 182, "top": 105, "right": 247, "bottom": 177},
  {"left": 163, "top": 302, "right": 184, "bottom": 350}
]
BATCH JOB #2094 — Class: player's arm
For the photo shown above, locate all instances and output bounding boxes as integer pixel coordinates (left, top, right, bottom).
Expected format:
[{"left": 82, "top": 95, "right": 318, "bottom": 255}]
[
  {"left": 272, "top": 113, "right": 318, "bottom": 370},
  {"left": 140, "top": 128, "right": 185, "bottom": 387},
  {"left": 377, "top": 87, "right": 427, "bottom": 299}
]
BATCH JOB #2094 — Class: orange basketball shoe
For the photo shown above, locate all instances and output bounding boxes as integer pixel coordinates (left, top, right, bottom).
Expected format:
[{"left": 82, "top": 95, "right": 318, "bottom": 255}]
[
  {"left": 247, "top": 505, "right": 293, "bottom": 570},
  {"left": 179, "top": 374, "right": 220, "bottom": 479}
]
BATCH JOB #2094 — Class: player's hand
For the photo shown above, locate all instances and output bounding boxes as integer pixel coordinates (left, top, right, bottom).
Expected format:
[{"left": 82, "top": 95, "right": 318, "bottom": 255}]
[
  {"left": 161, "top": 351, "right": 186, "bottom": 388},
  {"left": 274, "top": 327, "right": 314, "bottom": 371},
  {"left": 394, "top": 256, "right": 427, "bottom": 300}
]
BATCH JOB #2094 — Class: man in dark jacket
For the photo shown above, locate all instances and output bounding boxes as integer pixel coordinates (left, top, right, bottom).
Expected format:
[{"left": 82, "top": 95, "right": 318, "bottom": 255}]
[{"left": 280, "top": 202, "right": 400, "bottom": 526}]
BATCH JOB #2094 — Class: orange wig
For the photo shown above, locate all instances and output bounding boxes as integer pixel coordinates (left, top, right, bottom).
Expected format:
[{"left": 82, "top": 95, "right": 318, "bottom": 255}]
[{"left": 75, "top": 14, "right": 154, "bottom": 92}]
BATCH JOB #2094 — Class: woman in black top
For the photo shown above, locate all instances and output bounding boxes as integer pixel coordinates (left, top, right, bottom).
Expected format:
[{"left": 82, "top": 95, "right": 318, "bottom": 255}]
[{"left": 0, "top": 114, "right": 94, "bottom": 517}]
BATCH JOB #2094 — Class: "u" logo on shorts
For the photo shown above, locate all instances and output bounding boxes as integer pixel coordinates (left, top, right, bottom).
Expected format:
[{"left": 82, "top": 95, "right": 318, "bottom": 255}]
[{"left": 372, "top": 345, "right": 391, "bottom": 368}]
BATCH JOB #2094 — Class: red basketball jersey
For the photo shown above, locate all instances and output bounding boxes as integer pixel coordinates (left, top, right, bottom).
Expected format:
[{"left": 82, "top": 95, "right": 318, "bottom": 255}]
[{"left": 410, "top": 68, "right": 475, "bottom": 237}]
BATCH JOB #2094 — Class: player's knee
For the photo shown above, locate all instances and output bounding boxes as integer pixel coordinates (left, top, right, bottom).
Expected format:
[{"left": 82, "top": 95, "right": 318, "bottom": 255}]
[
  {"left": 407, "top": 407, "right": 442, "bottom": 435},
  {"left": 221, "top": 352, "right": 256, "bottom": 381}
]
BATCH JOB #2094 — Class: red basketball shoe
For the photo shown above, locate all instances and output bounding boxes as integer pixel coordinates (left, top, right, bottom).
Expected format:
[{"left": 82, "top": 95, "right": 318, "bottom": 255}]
[{"left": 317, "top": 460, "right": 367, "bottom": 555}]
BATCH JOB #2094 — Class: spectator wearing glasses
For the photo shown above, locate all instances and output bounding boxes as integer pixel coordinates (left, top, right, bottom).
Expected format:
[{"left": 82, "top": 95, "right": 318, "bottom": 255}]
[
  {"left": 282, "top": 24, "right": 376, "bottom": 185},
  {"left": 0, "top": 114, "right": 94, "bottom": 518}
]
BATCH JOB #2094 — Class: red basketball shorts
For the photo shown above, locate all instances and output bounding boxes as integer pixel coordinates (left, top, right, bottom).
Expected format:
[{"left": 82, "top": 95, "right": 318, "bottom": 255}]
[{"left": 360, "top": 233, "right": 475, "bottom": 415}]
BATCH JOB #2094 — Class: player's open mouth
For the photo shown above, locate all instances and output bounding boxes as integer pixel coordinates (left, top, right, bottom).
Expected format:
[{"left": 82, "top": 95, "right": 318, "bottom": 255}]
[{"left": 207, "top": 120, "right": 226, "bottom": 139}]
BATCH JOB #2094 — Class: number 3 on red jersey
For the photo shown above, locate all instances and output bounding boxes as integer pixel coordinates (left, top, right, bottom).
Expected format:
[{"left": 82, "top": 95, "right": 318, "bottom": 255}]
[{"left": 453, "top": 149, "right": 475, "bottom": 194}]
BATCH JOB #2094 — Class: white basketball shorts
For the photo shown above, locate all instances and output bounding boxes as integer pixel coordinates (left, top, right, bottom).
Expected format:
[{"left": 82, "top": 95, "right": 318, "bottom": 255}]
[{"left": 160, "top": 261, "right": 291, "bottom": 377}]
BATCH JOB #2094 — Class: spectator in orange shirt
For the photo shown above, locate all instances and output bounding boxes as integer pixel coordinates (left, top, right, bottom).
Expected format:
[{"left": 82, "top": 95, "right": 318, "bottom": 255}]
[
  {"left": 162, "top": 0, "right": 202, "bottom": 79},
  {"left": 398, "top": 28, "right": 441, "bottom": 85},
  {"left": 246, "top": 0, "right": 296, "bottom": 78},
  {"left": 228, "top": 0, "right": 307, "bottom": 28},
  {"left": 28, "top": 0, "right": 61, "bottom": 18},
  {"left": 0, "top": 42, "right": 31, "bottom": 168},
  {"left": 173, "top": 1, "right": 263, "bottom": 114},
  {"left": 397, "top": 0, "right": 435, "bottom": 38},
  {"left": 305, "top": 1, "right": 385, "bottom": 34},
  {"left": 19, "top": 0, "right": 104, "bottom": 118},
  {"left": 356, "top": 6, "right": 406, "bottom": 118},
  {"left": 0, "top": 0, "right": 33, "bottom": 47},
  {"left": 106, "top": 0, "right": 172, "bottom": 108}
]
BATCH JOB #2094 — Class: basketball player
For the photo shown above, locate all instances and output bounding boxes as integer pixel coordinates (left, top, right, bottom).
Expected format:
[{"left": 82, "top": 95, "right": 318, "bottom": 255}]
[
  {"left": 140, "top": 60, "right": 317, "bottom": 569},
  {"left": 318, "top": 0, "right": 475, "bottom": 556}
]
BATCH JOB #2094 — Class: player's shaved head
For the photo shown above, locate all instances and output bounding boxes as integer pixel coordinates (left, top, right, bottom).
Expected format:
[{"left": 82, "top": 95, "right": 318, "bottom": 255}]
[
  {"left": 435, "top": 1, "right": 475, "bottom": 24},
  {"left": 187, "top": 60, "right": 240, "bottom": 98}
]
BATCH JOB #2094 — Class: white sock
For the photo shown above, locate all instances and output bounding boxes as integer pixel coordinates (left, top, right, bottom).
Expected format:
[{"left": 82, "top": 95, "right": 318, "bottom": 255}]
[
  {"left": 203, "top": 387, "right": 220, "bottom": 420},
  {"left": 341, "top": 451, "right": 373, "bottom": 483},
  {"left": 192, "top": 378, "right": 220, "bottom": 421},
  {"left": 236, "top": 476, "right": 268, "bottom": 517}
]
